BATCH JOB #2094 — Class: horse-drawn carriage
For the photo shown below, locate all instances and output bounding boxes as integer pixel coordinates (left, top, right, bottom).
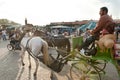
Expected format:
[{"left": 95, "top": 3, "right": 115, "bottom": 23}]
[
  {"left": 7, "top": 38, "right": 21, "bottom": 51},
  {"left": 33, "top": 28, "right": 120, "bottom": 80}
]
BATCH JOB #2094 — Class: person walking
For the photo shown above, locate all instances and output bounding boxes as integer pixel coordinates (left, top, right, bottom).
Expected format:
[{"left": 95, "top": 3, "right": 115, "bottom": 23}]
[{"left": 2, "top": 29, "right": 7, "bottom": 41}]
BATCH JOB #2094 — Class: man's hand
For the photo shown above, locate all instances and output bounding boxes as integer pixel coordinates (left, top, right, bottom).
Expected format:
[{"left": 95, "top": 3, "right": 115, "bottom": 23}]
[{"left": 88, "top": 30, "right": 94, "bottom": 35}]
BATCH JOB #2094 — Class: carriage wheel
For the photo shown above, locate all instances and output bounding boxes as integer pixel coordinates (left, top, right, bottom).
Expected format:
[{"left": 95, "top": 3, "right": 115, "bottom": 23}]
[
  {"left": 7, "top": 44, "right": 13, "bottom": 51},
  {"left": 70, "top": 61, "right": 101, "bottom": 80},
  {"left": 92, "top": 60, "right": 107, "bottom": 73}
]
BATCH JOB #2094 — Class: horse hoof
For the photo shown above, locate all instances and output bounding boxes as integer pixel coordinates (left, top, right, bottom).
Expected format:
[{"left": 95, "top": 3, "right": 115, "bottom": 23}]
[
  {"left": 34, "top": 73, "right": 36, "bottom": 76},
  {"left": 22, "top": 63, "right": 25, "bottom": 66},
  {"left": 29, "top": 65, "right": 31, "bottom": 69}
]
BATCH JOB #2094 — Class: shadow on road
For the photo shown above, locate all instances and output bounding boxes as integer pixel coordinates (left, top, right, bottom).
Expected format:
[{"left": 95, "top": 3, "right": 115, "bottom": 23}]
[
  {"left": 16, "top": 67, "right": 24, "bottom": 80},
  {"left": 0, "top": 40, "right": 9, "bottom": 48}
]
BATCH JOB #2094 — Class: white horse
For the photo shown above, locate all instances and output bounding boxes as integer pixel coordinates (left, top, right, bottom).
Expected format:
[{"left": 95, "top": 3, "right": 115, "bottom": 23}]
[{"left": 20, "top": 31, "right": 50, "bottom": 76}]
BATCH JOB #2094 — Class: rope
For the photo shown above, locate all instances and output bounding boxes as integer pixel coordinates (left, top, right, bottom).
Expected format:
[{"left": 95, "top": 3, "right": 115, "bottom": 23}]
[{"left": 25, "top": 37, "right": 37, "bottom": 59}]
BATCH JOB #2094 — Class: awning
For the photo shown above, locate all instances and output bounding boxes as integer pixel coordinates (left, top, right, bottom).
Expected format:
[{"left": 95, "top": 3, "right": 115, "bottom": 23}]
[{"left": 50, "top": 26, "right": 70, "bottom": 29}]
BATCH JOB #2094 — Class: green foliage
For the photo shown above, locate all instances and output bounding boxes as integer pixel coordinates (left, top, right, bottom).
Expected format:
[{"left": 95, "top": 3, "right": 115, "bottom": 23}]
[
  {"left": 92, "top": 47, "right": 113, "bottom": 63},
  {"left": 0, "top": 19, "right": 20, "bottom": 25}
]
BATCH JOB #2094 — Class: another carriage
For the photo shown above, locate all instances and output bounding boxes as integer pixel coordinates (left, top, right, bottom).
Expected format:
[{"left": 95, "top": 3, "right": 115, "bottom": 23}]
[{"left": 7, "top": 38, "right": 21, "bottom": 51}]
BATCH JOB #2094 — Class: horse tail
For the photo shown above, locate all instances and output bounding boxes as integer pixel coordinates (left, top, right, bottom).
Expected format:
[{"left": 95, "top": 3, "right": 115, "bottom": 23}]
[{"left": 42, "top": 41, "right": 50, "bottom": 66}]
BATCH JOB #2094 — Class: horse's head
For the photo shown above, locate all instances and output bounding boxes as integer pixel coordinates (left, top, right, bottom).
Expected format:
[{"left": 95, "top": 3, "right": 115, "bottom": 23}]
[
  {"left": 22, "top": 24, "right": 34, "bottom": 33},
  {"left": 33, "top": 30, "right": 46, "bottom": 37}
]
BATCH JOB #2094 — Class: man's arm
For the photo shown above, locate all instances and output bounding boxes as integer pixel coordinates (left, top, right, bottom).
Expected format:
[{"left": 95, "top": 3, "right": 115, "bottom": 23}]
[{"left": 91, "top": 16, "right": 106, "bottom": 35}]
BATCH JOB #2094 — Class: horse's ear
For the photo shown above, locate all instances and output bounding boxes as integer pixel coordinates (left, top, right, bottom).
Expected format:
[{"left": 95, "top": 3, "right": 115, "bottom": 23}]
[
  {"left": 32, "top": 27, "right": 37, "bottom": 32},
  {"left": 33, "top": 30, "right": 40, "bottom": 36}
]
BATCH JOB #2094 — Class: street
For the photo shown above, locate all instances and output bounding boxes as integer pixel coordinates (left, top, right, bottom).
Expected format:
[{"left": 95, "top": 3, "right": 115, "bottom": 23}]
[{"left": 0, "top": 40, "right": 19, "bottom": 80}]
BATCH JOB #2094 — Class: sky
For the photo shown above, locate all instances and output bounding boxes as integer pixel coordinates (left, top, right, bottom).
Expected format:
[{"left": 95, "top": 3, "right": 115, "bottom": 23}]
[{"left": 0, "top": 0, "right": 120, "bottom": 25}]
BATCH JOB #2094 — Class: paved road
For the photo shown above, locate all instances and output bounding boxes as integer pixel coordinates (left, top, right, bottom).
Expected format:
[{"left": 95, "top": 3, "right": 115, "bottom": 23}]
[
  {"left": 0, "top": 40, "right": 20, "bottom": 80},
  {"left": 0, "top": 40, "right": 120, "bottom": 80},
  {"left": 0, "top": 40, "right": 51, "bottom": 80}
]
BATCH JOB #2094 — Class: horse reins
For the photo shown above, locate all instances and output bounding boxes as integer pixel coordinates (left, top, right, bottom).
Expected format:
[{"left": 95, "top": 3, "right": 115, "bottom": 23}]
[{"left": 25, "top": 37, "right": 38, "bottom": 59}]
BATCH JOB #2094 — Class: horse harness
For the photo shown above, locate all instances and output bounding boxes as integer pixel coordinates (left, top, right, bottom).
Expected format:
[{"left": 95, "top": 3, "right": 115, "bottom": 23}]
[
  {"left": 24, "top": 36, "right": 68, "bottom": 72},
  {"left": 25, "top": 37, "right": 41, "bottom": 59}
]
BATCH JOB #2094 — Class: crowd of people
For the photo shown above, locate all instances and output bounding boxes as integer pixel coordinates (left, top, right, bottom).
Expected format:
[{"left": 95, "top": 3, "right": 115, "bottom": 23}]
[{"left": 0, "top": 29, "right": 7, "bottom": 41}]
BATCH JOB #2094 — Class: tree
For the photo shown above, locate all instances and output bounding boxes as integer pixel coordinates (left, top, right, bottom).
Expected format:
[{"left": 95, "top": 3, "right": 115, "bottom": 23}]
[{"left": 0, "top": 19, "right": 20, "bottom": 25}]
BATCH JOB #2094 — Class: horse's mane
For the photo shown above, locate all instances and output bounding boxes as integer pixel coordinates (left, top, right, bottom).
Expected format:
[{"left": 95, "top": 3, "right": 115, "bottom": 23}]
[{"left": 18, "top": 32, "right": 26, "bottom": 42}]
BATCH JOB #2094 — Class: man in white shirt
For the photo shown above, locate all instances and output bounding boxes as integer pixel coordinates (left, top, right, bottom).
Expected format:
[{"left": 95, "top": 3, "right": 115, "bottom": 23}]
[{"left": 2, "top": 29, "right": 7, "bottom": 40}]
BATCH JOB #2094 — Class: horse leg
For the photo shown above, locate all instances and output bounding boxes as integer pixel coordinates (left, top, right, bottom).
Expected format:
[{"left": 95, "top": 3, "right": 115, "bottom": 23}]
[
  {"left": 66, "top": 39, "right": 71, "bottom": 53},
  {"left": 34, "top": 58, "right": 39, "bottom": 76},
  {"left": 42, "top": 41, "right": 50, "bottom": 66},
  {"left": 56, "top": 53, "right": 60, "bottom": 59},
  {"left": 20, "top": 49, "right": 25, "bottom": 66},
  {"left": 28, "top": 53, "right": 31, "bottom": 68}
]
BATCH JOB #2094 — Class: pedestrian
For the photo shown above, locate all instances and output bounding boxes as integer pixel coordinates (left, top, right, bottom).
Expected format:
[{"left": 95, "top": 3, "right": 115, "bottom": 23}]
[
  {"left": 115, "top": 25, "right": 120, "bottom": 41},
  {"left": 2, "top": 29, "right": 7, "bottom": 41}
]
